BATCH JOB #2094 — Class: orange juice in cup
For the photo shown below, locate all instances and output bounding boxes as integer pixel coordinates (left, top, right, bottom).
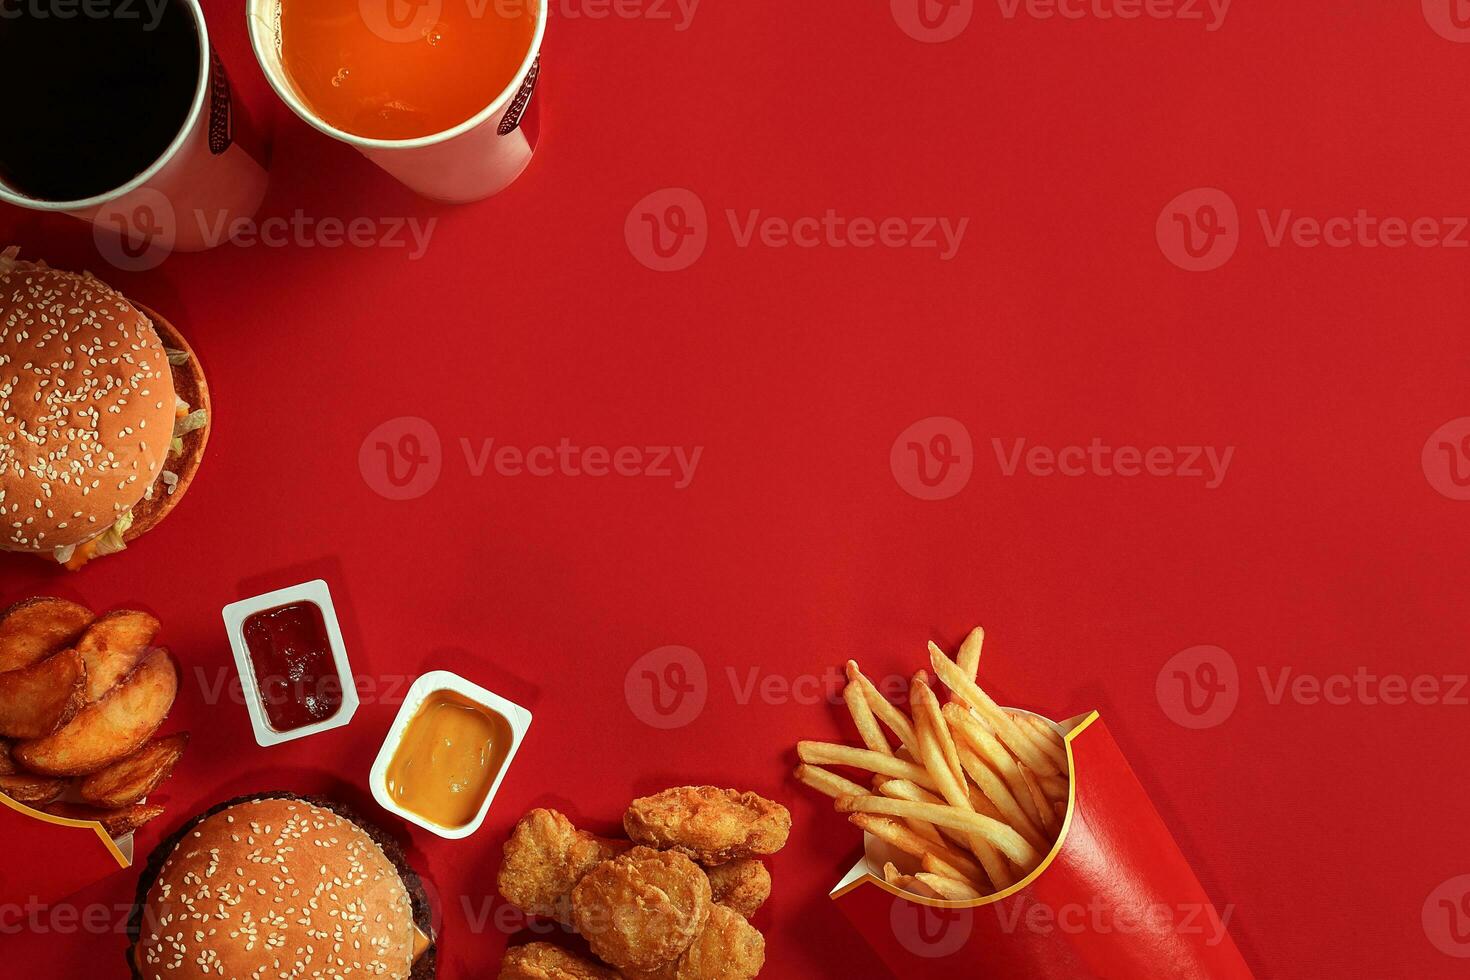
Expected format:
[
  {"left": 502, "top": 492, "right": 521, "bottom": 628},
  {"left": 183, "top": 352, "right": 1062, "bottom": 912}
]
[
  {"left": 250, "top": 0, "right": 546, "bottom": 201},
  {"left": 278, "top": 0, "right": 538, "bottom": 140}
]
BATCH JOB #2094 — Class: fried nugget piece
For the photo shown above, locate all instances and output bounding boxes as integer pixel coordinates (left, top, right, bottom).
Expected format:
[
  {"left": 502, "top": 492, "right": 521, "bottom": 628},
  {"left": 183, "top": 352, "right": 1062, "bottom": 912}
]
[
  {"left": 499, "top": 809, "right": 632, "bottom": 923},
  {"left": 572, "top": 846, "right": 712, "bottom": 972},
  {"left": 625, "top": 906, "right": 766, "bottom": 980},
  {"left": 498, "top": 942, "right": 619, "bottom": 979},
  {"left": 705, "top": 858, "right": 770, "bottom": 919},
  {"left": 625, "top": 787, "right": 791, "bottom": 865}
]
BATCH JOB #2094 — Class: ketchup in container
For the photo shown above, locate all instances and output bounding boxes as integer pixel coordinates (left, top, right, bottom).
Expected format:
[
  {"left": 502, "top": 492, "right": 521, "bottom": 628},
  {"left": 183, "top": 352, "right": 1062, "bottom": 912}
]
[{"left": 241, "top": 601, "right": 344, "bottom": 732}]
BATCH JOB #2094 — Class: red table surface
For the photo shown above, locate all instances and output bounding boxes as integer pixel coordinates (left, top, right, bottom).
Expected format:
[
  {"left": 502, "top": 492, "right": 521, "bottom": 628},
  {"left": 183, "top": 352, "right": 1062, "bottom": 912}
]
[{"left": 4, "top": 1, "right": 1470, "bottom": 977}]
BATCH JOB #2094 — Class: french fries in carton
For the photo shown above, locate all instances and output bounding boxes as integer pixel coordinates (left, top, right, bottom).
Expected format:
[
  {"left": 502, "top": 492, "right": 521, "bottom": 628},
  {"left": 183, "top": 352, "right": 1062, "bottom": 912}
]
[
  {"left": 0, "top": 599, "right": 187, "bottom": 906},
  {"left": 800, "top": 630, "right": 1252, "bottom": 979},
  {"left": 828, "top": 711, "right": 1251, "bottom": 978}
]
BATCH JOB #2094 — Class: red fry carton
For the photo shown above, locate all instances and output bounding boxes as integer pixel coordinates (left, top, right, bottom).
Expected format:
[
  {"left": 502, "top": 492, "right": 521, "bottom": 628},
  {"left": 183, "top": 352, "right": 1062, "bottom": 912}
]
[
  {"left": 830, "top": 711, "right": 1253, "bottom": 979},
  {"left": 0, "top": 795, "right": 135, "bottom": 908}
]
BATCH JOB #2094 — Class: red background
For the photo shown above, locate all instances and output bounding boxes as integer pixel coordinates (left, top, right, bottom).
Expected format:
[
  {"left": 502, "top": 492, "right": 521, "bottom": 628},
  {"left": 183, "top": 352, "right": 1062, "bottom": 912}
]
[{"left": 4, "top": 1, "right": 1470, "bottom": 977}]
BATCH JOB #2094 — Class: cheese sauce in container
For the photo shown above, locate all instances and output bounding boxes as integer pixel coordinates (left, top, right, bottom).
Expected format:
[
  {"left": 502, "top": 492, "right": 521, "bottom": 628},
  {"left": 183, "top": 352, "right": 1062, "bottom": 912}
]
[{"left": 371, "top": 671, "right": 532, "bottom": 839}]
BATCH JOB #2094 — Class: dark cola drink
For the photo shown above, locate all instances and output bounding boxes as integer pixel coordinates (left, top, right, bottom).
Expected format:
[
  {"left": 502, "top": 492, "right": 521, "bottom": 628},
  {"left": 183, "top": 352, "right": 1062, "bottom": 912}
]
[{"left": 0, "top": 0, "right": 201, "bottom": 201}]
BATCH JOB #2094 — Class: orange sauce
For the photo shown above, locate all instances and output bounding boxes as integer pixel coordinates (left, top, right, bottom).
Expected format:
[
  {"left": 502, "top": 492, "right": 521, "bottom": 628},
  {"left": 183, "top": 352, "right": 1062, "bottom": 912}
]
[
  {"left": 385, "top": 690, "right": 510, "bottom": 828},
  {"left": 278, "top": 0, "right": 539, "bottom": 140}
]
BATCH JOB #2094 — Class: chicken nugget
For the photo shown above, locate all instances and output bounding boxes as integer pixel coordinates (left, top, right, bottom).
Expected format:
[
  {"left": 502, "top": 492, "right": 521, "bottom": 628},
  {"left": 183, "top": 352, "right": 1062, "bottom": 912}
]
[
  {"left": 571, "top": 846, "right": 712, "bottom": 972},
  {"left": 624, "top": 787, "right": 791, "bottom": 865},
  {"left": 499, "top": 809, "right": 632, "bottom": 923},
  {"left": 498, "top": 941, "right": 619, "bottom": 979},
  {"left": 625, "top": 906, "right": 766, "bottom": 980},
  {"left": 704, "top": 858, "right": 771, "bottom": 919}
]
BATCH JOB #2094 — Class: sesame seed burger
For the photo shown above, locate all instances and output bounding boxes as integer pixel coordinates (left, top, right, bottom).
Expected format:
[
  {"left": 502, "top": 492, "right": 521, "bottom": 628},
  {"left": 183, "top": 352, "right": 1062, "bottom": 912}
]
[
  {"left": 128, "top": 794, "right": 437, "bottom": 980},
  {"left": 0, "top": 246, "right": 209, "bottom": 569}
]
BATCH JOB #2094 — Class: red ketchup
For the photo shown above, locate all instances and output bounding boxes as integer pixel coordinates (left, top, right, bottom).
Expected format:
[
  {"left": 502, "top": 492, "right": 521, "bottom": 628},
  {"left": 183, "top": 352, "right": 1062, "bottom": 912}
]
[{"left": 242, "top": 602, "right": 344, "bottom": 732}]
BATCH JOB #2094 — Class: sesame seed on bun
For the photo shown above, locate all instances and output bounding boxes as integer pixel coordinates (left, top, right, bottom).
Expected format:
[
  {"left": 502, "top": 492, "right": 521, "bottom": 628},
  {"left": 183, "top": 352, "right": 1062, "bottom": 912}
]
[
  {"left": 129, "top": 796, "right": 435, "bottom": 980},
  {"left": 0, "top": 247, "right": 209, "bottom": 568}
]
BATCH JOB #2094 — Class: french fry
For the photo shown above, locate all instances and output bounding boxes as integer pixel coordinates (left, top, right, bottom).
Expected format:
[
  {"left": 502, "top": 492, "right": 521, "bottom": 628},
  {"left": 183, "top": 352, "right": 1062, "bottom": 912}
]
[
  {"left": 76, "top": 610, "right": 160, "bottom": 703},
  {"left": 844, "top": 681, "right": 892, "bottom": 756},
  {"left": 916, "top": 871, "right": 984, "bottom": 901},
  {"left": 956, "top": 745, "right": 1046, "bottom": 852},
  {"left": 794, "top": 763, "right": 870, "bottom": 801},
  {"left": 846, "top": 664, "right": 911, "bottom": 746},
  {"left": 850, "top": 813, "right": 993, "bottom": 893},
  {"left": 1009, "top": 711, "right": 1069, "bottom": 774},
  {"left": 846, "top": 661, "right": 917, "bottom": 749},
  {"left": 837, "top": 795, "right": 1040, "bottom": 868},
  {"left": 1019, "top": 764, "right": 1058, "bottom": 837},
  {"left": 910, "top": 673, "right": 963, "bottom": 787},
  {"left": 871, "top": 780, "right": 988, "bottom": 880},
  {"left": 882, "top": 777, "right": 992, "bottom": 859},
  {"left": 929, "top": 642, "right": 1059, "bottom": 777},
  {"left": 849, "top": 813, "right": 941, "bottom": 863},
  {"left": 78, "top": 733, "right": 188, "bottom": 809},
  {"left": 920, "top": 852, "right": 984, "bottom": 892},
  {"left": 0, "top": 773, "right": 67, "bottom": 806},
  {"left": 0, "top": 598, "right": 93, "bottom": 673},
  {"left": 884, "top": 863, "right": 945, "bottom": 900},
  {"left": 957, "top": 627, "right": 985, "bottom": 683},
  {"left": 1038, "top": 772, "right": 1070, "bottom": 804},
  {"left": 911, "top": 708, "right": 1013, "bottom": 889},
  {"left": 872, "top": 778, "right": 948, "bottom": 848},
  {"left": 797, "top": 741, "right": 939, "bottom": 792},
  {"left": 0, "top": 648, "right": 86, "bottom": 739},
  {"left": 15, "top": 649, "right": 178, "bottom": 776},
  {"left": 1021, "top": 713, "right": 1070, "bottom": 773},
  {"left": 945, "top": 702, "right": 1045, "bottom": 831},
  {"left": 45, "top": 801, "right": 164, "bottom": 838},
  {"left": 920, "top": 852, "right": 983, "bottom": 892},
  {"left": 875, "top": 777, "right": 945, "bottom": 807}
]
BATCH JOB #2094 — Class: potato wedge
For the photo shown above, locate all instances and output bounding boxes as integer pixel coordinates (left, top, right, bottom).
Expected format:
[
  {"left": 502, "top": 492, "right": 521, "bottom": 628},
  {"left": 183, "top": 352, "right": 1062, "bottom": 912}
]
[
  {"left": 0, "top": 598, "right": 93, "bottom": 673},
  {"left": 0, "top": 649, "right": 86, "bottom": 739},
  {"left": 77, "top": 733, "right": 188, "bottom": 808},
  {"left": 45, "top": 801, "right": 165, "bottom": 838},
  {"left": 76, "top": 610, "right": 160, "bottom": 702},
  {"left": 14, "top": 650, "right": 177, "bottom": 776},
  {"left": 0, "top": 773, "right": 68, "bottom": 806}
]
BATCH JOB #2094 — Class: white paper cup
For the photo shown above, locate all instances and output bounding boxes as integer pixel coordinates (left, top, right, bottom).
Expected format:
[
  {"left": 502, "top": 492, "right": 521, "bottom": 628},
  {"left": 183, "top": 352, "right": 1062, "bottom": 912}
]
[
  {"left": 0, "top": 0, "right": 269, "bottom": 258},
  {"left": 248, "top": 0, "right": 547, "bottom": 204}
]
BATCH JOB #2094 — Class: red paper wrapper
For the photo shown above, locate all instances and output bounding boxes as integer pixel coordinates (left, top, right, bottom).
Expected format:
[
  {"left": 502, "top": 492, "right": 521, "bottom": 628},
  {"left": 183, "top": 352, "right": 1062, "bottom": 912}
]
[
  {"left": 0, "top": 795, "right": 133, "bottom": 908},
  {"left": 830, "top": 711, "right": 1252, "bottom": 979}
]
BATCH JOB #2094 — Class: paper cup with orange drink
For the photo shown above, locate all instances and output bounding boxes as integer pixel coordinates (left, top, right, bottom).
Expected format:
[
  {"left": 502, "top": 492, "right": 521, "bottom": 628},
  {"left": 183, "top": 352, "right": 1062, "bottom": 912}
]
[{"left": 249, "top": 0, "right": 546, "bottom": 203}]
